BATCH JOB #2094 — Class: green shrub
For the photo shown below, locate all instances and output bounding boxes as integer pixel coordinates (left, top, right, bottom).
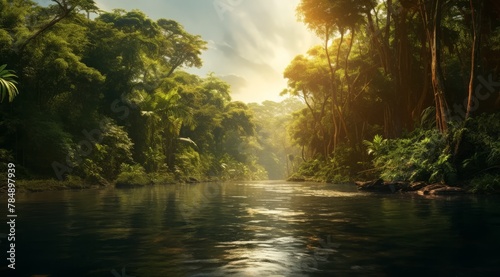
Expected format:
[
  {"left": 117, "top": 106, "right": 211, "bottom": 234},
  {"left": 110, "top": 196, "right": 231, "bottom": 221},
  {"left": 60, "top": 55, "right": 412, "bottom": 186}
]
[
  {"left": 294, "top": 158, "right": 322, "bottom": 179},
  {"left": 148, "top": 171, "right": 175, "bottom": 184},
  {"left": 16, "top": 178, "right": 88, "bottom": 192},
  {"left": 364, "top": 128, "right": 455, "bottom": 183},
  {"left": 174, "top": 146, "right": 202, "bottom": 181},
  {"left": 68, "top": 118, "right": 134, "bottom": 182},
  {"left": 467, "top": 174, "right": 500, "bottom": 193},
  {"left": 218, "top": 154, "right": 268, "bottom": 181},
  {"left": 115, "top": 164, "right": 150, "bottom": 187},
  {"left": 287, "top": 144, "right": 362, "bottom": 183},
  {"left": 460, "top": 113, "right": 500, "bottom": 179}
]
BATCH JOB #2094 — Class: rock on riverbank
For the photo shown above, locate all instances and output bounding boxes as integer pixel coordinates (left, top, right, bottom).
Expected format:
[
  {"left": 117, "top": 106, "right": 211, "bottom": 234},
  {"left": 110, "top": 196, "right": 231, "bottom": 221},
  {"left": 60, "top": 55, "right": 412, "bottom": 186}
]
[{"left": 355, "top": 179, "right": 465, "bottom": 195}]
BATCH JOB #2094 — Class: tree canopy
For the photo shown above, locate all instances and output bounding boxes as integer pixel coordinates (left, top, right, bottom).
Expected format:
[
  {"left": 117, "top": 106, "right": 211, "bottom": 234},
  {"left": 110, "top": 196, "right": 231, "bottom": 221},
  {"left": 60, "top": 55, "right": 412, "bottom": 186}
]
[
  {"left": 0, "top": 1, "right": 297, "bottom": 183},
  {"left": 2, "top": 0, "right": 499, "bottom": 192},
  {"left": 284, "top": 0, "right": 500, "bottom": 189}
]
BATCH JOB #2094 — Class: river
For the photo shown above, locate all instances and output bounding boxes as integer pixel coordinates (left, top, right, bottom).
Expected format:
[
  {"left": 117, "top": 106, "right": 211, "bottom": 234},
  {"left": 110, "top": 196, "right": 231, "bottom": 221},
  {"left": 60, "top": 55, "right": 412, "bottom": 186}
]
[{"left": 2, "top": 181, "right": 500, "bottom": 276}]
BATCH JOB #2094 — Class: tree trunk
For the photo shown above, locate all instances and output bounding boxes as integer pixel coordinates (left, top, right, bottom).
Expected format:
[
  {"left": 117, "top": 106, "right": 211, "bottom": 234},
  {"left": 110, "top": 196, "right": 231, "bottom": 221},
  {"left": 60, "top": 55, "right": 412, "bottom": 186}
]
[
  {"left": 455, "top": 0, "right": 484, "bottom": 158},
  {"left": 420, "top": 0, "right": 449, "bottom": 133},
  {"left": 18, "top": 1, "right": 76, "bottom": 52},
  {"left": 465, "top": 0, "right": 483, "bottom": 120},
  {"left": 325, "top": 27, "right": 344, "bottom": 156},
  {"left": 432, "top": 0, "right": 449, "bottom": 132}
]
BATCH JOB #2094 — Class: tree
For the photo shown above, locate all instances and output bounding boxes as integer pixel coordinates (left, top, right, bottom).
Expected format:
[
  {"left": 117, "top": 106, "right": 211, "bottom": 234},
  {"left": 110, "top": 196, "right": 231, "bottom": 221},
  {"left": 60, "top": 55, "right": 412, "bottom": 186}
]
[
  {"left": 283, "top": 50, "right": 331, "bottom": 158},
  {"left": 418, "top": 0, "right": 450, "bottom": 132},
  {"left": 18, "top": 0, "right": 99, "bottom": 52},
  {"left": 248, "top": 99, "right": 305, "bottom": 179},
  {"left": 157, "top": 19, "right": 207, "bottom": 77},
  {"left": 138, "top": 87, "right": 194, "bottom": 171},
  {"left": 465, "top": 0, "right": 484, "bottom": 120},
  {"left": 297, "top": 0, "right": 375, "bottom": 154}
]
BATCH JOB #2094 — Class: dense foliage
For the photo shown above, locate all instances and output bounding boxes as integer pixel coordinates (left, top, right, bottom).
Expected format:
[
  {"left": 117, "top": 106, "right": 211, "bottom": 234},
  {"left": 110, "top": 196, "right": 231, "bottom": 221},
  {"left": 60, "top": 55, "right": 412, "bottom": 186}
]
[
  {"left": 285, "top": 0, "right": 500, "bottom": 191},
  {"left": 0, "top": 0, "right": 301, "bottom": 185},
  {"left": 2, "top": 0, "right": 499, "bottom": 193}
]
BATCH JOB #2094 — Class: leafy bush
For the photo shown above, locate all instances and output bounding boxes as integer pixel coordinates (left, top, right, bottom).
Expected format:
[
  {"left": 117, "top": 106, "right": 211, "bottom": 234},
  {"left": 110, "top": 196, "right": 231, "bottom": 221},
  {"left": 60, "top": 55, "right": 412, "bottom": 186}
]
[
  {"left": 116, "top": 163, "right": 175, "bottom": 187},
  {"left": 454, "top": 112, "right": 500, "bottom": 193},
  {"left": 288, "top": 149, "right": 353, "bottom": 183},
  {"left": 80, "top": 158, "right": 107, "bottom": 185},
  {"left": 23, "top": 118, "right": 75, "bottom": 176},
  {"left": 218, "top": 154, "right": 267, "bottom": 181},
  {"left": 143, "top": 146, "right": 166, "bottom": 173},
  {"left": 467, "top": 174, "right": 500, "bottom": 193},
  {"left": 364, "top": 128, "right": 456, "bottom": 183},
  {"left": 70, "top": 118, "right": 134, "bottom": 182},
  {"left": 148, "top": 171, "right": 175, "bottom": 184},
  {"left": 16, "top": 178, "right": 88, "bottom": 192},
  {"left": 460, "top": 113, "right": 500, "bottom": 177},
  {"left": 174, "top": 146, "right": 202, "bottom": 181},
  {"left": 115, "top": 164, "right": 150, "bottom": 187},
  {"left": 0, "top": 148, "right": 13, "bottom": 170},
  {"left": 293, "top": 158, "right": 322, "bottom": 179}
]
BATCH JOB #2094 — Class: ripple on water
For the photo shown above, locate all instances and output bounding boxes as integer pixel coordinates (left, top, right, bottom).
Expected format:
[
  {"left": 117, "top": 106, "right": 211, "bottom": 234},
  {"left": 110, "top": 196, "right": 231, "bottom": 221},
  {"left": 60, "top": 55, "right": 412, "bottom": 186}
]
[
  {"left": 245, "top": 207, "right": 305, "bottom": 217},
  {"left": 212, "top": 238, "right": 309, "bottom": 277},
  {"left": 298, "top": 189, "right": 367, "bottom": 198}
]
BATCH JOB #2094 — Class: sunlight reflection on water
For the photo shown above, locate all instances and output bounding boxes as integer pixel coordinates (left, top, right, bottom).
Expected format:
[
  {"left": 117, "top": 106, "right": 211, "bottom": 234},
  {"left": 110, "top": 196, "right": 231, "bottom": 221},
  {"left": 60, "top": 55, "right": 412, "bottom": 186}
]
[{"left": 6, "top": 181, "right": 500, "bottom": 276}]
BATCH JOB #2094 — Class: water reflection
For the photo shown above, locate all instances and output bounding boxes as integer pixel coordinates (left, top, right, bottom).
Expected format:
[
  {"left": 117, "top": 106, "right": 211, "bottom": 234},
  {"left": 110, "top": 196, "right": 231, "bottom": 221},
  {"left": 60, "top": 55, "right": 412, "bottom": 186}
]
[{"left": 2, "top": 182, "right": 500, "bottom": 276}]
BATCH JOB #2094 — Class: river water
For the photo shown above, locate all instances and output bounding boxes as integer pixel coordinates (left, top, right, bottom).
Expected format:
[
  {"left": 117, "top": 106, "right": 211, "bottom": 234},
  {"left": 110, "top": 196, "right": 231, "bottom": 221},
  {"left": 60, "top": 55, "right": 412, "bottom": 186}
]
[{"left": 2, "top": 181, "right": 500, "bottom": 276}]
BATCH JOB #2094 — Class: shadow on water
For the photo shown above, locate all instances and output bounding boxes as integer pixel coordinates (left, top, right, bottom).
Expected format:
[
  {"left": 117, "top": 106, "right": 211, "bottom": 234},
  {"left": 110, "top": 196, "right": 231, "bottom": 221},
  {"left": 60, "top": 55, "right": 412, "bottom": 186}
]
[{"left": 1, "top": 181, "right": 500, "bottom": 276}]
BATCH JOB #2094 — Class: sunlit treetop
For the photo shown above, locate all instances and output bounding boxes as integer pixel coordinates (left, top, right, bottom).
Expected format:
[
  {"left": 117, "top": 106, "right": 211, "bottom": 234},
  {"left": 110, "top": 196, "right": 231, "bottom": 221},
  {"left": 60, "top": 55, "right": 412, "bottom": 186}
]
[{"left": 296, "top": 0, "right": 375, "bottom": 36}]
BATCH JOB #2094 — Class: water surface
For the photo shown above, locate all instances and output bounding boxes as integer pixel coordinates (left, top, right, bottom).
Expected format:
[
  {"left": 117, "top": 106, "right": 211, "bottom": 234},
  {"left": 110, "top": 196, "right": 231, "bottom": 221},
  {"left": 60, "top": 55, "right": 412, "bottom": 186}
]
[{"left": 2, "top": 181, "right": 500, "bottom": 276}]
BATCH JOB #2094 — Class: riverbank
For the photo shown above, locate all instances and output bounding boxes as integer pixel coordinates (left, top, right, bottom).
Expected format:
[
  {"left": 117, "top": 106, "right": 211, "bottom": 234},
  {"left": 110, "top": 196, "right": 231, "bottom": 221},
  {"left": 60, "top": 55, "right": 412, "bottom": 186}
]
[
  {"left": 3, "top": 175, "right": 216, "bottom": 193},
  {"left": 4, "top": 179, "right": 99, "bottom": 193},
  {"left": 6, "top": 176, "right": 498, "bottom": 194},
  {"left": 355, "top": 179, "right": 500, "bottom": 195},
  {"left": 288, "top": 175, "right": 500, "bottom": 195}
]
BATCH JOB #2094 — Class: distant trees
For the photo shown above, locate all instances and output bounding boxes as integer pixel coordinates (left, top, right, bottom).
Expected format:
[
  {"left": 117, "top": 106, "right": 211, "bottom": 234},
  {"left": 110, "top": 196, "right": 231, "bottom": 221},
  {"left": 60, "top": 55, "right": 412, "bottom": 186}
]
[{"left": 248, "top": 99, "right": 304, "bottom": 179}]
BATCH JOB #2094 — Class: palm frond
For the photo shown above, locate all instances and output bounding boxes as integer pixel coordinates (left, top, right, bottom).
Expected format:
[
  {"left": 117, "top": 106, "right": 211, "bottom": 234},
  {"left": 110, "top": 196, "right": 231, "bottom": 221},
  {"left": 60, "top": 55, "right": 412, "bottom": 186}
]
[
  {"left": 0, "top": 64, "right": 19, "bottom": 103},
  {"left": 178, "top": 137, "right": 198, "bottom": 148}
]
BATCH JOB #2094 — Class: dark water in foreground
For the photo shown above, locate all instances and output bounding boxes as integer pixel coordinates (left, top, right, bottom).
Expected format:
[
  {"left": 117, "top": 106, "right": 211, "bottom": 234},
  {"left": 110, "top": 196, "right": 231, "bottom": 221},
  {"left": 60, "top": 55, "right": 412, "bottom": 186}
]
[{"left": 2, "top": 181, "right": 500, "bottom": 277}]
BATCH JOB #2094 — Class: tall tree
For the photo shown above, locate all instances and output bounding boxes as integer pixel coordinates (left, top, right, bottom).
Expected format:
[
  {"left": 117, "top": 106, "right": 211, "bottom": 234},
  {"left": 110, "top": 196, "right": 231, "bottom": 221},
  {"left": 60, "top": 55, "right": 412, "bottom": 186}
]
[
  {"left": 465, "top": 0, "right": 484, "bottom": 119},
  {"left": 18, "top": 0, "right": 98, "bottom": 52},
  {"left": 418, "top": 0, "right": 450, "bottom": 132},
  {"left": 297, "top": 0, "right": 375, "bottom": 154}
]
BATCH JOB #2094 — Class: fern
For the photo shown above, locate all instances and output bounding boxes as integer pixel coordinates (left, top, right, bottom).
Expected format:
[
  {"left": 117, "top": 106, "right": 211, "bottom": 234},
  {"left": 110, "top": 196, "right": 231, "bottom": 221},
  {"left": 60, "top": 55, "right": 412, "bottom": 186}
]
[{"left": 366, "top": 128, "right": 452, "bottom": 182}]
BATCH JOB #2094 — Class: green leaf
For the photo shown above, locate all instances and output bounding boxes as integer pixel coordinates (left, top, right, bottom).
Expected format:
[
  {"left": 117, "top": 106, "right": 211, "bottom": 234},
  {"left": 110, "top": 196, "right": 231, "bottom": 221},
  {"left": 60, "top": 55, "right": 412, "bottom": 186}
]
[{"left": 0, "top": 65, "right": 19, "bottom": 103}]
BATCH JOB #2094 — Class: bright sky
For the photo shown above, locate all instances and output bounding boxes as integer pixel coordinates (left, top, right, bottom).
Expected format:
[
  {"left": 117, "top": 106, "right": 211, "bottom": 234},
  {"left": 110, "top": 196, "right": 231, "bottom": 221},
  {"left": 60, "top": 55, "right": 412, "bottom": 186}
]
[{"left": 38, "top": 0, "right": 322, "bottom": 103}]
